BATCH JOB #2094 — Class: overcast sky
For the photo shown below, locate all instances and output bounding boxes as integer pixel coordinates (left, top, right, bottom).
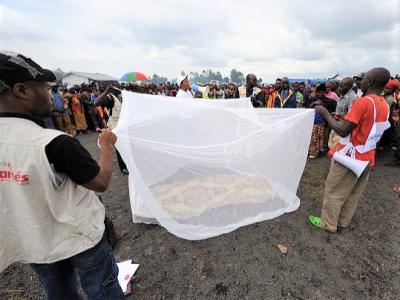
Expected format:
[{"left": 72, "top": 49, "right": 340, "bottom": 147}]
[{"left": 1, "top": 0, "right": 399, "bottom": 82}]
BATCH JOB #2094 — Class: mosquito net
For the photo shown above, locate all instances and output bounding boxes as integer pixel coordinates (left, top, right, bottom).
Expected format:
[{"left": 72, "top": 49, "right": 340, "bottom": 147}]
[{"left": 114, "top": 92, "right": 314, "bottom": 240}]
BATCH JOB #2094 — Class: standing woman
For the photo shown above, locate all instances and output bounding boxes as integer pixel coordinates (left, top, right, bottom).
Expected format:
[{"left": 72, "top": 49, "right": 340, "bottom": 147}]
[{"left": 69, "top": 87, "right": 87, "bottom": 134}]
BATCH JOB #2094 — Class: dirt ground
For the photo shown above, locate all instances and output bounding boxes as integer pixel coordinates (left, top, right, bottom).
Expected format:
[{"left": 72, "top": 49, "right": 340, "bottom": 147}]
[{"left": 1, "top": 132, "right": 399, "bottom": 300}]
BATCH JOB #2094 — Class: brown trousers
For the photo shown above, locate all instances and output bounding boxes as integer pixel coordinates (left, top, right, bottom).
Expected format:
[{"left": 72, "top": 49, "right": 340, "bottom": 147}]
[
  {"left": 52, "top": 113, "right": 76, "bottom": 136},
  {"left": 321, "top": 161, "right": 370, "bottom": 232}
]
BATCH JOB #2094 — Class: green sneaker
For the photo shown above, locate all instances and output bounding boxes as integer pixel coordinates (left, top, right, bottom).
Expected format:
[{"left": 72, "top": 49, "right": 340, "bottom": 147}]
[{"left": 308, "top": 215, "right": 323, "bottom": 229}]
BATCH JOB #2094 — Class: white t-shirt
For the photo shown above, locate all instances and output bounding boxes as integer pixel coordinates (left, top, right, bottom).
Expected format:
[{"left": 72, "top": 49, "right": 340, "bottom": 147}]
[
  {"left": 108, "top": 94, "right": 122, "bottom": 130},
  {"left": 176, "top": 89, "right": 194, "bottom": 98}
]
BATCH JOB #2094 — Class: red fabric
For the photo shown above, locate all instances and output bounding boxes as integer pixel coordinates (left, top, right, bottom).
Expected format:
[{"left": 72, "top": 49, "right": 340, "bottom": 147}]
[
  {"left": 267, "top": 91, "right": 277, "bottom": 108},
  {"left": 70, "top": 95, "right": 82, "bottom": 113},
  {"left": 336, "top": 94, "right": 389, "bottom": 167},
  {"left": 385, "top": 79, "right": 400, "bottom": 90},
  {"left": 325, "top": 91, "right": 339, "bottom": 101}
]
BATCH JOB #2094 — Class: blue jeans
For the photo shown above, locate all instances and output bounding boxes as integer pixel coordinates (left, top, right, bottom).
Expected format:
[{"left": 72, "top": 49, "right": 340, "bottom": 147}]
[{"left": 30, "top": 233, "right": 124, "bottom": 300}]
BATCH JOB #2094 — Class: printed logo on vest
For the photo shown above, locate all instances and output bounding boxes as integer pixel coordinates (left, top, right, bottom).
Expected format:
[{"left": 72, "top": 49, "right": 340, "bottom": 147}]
[{"left": 0, "top": 162, "right": 30, "bottom": 185}]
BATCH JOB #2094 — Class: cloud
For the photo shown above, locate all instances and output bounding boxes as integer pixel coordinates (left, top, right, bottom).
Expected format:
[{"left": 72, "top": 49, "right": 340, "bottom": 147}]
[
  {"left": 0, "top": 4, "right": 54, "bottom": 42},
  {"left": 287, "top": 1, "right": 398, "bottom": 38},
  {"left": 0, "top": 0, "right": 399, "bottom": 82}
]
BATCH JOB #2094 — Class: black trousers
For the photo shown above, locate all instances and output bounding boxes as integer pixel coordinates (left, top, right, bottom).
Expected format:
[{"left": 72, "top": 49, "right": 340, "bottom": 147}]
[
  {"left": 83, "top": 105, "right": 99, "bottom": 130},
  {"left": 394, "top": 140, "right": 400, "bottom": 165},
  {"left": 116, "top": 148, "right": 127, "bottom": 171}
]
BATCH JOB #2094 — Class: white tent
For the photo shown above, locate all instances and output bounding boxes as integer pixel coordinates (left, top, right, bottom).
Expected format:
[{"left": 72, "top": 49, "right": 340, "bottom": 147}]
[{"left": 62, "top": 71, "right": 118, "bottom": 86}]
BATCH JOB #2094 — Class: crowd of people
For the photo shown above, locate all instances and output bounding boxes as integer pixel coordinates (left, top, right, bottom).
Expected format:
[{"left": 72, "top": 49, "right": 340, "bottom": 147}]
[
  {"left": 49, "top": 84, "right": 121, "bottom": 135},
  {"left": 52, "top": 73, "right": 400, "bottom": 161},
  {"left": 1, "top": 51, "right": 399, "bottom": 299}
]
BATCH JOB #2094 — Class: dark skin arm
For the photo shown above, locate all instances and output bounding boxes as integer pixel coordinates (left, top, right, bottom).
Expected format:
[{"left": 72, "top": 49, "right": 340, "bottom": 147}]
[
  {"left": 314, "top": 105, "right": 356, "bottom": 137},
  {"left": 94, "top": 85, "right": 114, "bottom": 107},
  {"left": 82, "top": 129, "right": 116, "bottom": 192}
]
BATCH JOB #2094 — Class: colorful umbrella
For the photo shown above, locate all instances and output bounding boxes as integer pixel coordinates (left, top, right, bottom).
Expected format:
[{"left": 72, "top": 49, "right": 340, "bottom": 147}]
[{"left": 120, "top": 72, "right": 149, "bottom": 82}]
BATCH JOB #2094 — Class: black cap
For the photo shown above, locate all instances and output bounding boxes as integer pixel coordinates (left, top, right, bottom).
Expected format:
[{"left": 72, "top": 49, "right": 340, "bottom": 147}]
[{"left": 0, "top": 51, "right": 56, "bottom": 88}]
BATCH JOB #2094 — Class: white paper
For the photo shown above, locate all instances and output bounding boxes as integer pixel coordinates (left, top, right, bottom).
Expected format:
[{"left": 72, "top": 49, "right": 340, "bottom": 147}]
[
  {"left": 332, "top": 152, "right": 369, "bottom": 178},
  {"left": 117, "top": 260, "right": 139, "bottom": 293}
]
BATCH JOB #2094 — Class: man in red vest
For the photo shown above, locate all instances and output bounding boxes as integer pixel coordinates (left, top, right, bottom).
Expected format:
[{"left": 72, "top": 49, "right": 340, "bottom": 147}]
[{"left": 309, "top": 68, "right": 391, "bottom": 233}]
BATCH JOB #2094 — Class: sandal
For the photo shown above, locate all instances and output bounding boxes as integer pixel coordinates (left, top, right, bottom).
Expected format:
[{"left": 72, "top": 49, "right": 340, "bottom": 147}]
[
  {"left": 308, "top": 215, "right": 322, "bottom": 229},
  {"left": 393, "top": 186, "right": 400, "bottom": 193}
]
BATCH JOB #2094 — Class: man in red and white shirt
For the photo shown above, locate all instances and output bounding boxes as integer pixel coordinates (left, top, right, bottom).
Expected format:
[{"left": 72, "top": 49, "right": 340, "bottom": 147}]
[{"left": 308, "top": 68, "right": 391, "bottom": 233}]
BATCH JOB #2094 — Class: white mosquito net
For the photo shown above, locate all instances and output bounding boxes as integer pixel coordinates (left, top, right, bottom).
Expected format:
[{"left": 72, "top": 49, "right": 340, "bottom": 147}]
[{"left": 114, "top": 92, "right": 314, "bottom": 240}]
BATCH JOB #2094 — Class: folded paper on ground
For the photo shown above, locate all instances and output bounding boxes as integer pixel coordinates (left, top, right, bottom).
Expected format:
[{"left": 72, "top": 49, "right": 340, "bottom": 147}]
[
  {"left": 114, "top": 92, "right": 314, "bottom": 240},
  {"left": 117, "top": 260, "right": 139, "bottom": 294}
]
